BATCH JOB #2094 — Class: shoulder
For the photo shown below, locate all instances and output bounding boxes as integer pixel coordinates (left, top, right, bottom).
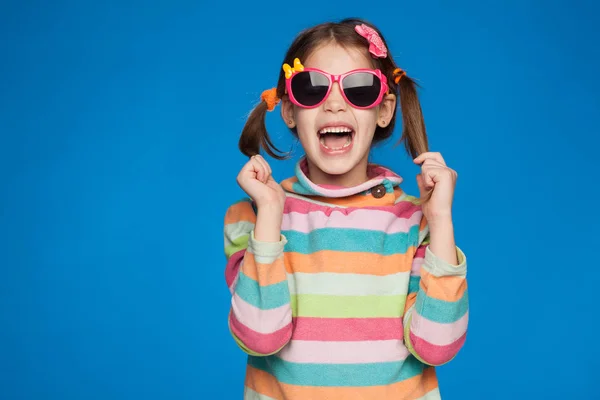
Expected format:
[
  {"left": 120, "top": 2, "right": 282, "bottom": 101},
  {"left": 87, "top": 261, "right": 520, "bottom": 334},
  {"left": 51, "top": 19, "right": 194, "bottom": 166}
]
[
  {"left": 224, "top": 197, "right": 257, "bottom": 225},
  {"left": 393, "top": 187, "right": 422, "bottom": 209}
]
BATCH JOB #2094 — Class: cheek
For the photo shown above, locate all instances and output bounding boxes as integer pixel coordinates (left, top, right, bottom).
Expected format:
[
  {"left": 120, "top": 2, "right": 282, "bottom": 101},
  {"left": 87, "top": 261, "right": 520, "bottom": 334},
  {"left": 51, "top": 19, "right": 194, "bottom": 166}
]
[
  {"left": 294, "top": 109, "right": 318, "bottom": 136},
  {"left": 356, "top": 110, "right": 379, "bottom": 134}
]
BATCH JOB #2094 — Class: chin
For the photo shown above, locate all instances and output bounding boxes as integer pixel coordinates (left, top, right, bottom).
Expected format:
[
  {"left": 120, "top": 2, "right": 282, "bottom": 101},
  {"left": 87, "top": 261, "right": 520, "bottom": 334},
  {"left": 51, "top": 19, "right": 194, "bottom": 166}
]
[
  {"left": 313, "top": 157, "right": 357, "bottom": 176},
  {"left": 307, "top": 143, "right": 369, "bottom": 177}
]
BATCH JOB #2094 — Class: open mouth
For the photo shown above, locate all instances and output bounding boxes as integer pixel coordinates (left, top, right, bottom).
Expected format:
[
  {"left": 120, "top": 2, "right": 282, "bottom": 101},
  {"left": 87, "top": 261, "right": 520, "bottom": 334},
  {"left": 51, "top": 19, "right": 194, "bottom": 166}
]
[{"left": 318, "top": 126, "right": 355, "bottom": 152}]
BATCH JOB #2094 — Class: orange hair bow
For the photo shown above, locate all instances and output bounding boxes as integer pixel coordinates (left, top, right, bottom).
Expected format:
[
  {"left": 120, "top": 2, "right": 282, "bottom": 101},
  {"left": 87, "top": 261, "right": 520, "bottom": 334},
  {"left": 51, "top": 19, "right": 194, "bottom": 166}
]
[
  {"left": 393, "top": 68, "right": 406, "bottom": 84},
  {"left": 261, "top": 88, "right": 280, "bottom": 111}
]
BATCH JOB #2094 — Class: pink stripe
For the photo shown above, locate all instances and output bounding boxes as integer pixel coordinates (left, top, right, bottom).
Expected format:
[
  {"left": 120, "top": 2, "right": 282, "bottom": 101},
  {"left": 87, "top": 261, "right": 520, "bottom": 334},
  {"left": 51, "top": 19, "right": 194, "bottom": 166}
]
[
  {"left": 410, "top": 312, "right": 469, "bottom": 346},
  {"left": 296, "top": 160, "right": 403, "bottom": 198},
  {"left": 292, "top": 317, "right": 402, "bottom": 341},
  {"left": 409, "top": 331, "right": 467, "bottom": 365},
  {"left": 284, "top": 196, "right": 421, "bottom": 218},
  {"left": 415, "top": 246, "right": 427, "bottom": 258},
  {"left": 229, "top": 312, "right": 292, "bottom": 355},
  {"left": 231, "top": 293, "right": 292, "bottom": 334},
  {"left": 281, "top": 208, "right": 422, "bottom": 234},
  {"left": 277, "top": 339, "right": 410, "bottom": 364},
  {"left": 225, "top": 249, "right": 245, "bottom": 290},
  {"left": 411, "top": 258, "right": 424, "bottom": 276}
]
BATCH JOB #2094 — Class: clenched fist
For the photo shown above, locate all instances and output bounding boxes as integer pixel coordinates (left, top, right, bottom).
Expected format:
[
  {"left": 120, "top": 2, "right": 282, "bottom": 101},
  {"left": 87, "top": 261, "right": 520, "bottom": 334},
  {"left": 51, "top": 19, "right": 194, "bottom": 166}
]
[{"left": 237, "top": 155, "right": 286, "bottom": 212}]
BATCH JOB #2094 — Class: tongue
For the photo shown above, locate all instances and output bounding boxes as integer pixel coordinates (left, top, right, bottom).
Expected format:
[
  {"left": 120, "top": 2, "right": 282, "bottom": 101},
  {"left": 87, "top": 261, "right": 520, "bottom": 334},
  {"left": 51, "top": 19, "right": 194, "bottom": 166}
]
[{"left": 323, "top": 133, "right": 349, "bottom": 149}]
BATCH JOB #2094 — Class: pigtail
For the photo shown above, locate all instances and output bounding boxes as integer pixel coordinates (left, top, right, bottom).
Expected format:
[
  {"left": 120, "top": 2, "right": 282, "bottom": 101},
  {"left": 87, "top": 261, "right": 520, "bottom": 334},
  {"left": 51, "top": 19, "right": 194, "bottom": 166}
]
[
  {"left": 397, "top": 75, "right": 429, "bottom": 159},
  {"left": 396, "top": 73, "right": 432, "bottom": 203},
  {"left": 238, "top": 90, "right": 289, "bottom": 160}
]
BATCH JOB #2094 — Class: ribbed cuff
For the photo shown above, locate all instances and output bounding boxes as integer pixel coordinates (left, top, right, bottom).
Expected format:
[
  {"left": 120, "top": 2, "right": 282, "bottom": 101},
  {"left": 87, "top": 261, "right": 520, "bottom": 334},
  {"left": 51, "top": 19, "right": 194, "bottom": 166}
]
[
  {"left": 247, "top": 231, "right": 287, "bottom": 264},
  {"left": 423, "top": 246, "right": 467, "bottom": 277}
]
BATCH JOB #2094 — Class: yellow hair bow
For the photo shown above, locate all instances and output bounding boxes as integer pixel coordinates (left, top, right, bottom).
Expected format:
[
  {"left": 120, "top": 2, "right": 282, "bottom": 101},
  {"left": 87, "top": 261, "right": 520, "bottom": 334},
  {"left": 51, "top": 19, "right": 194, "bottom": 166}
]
[{"left": 282, "top": 58, "right": 304, "bottom": 79}]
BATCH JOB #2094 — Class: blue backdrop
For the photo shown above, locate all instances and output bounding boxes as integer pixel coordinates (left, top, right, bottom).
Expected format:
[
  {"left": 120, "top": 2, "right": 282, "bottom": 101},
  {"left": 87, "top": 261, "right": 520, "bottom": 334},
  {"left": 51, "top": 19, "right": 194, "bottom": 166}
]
[{"left": 2, "top": 0, "right": 599, "bottom": 399}]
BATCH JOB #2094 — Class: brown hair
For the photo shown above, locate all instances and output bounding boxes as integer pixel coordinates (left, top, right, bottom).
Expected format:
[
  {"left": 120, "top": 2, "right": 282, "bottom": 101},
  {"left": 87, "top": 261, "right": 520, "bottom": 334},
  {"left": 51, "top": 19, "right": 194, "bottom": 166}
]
[{"left": 239, "top": 17, "right": 429, "bottom": 161}]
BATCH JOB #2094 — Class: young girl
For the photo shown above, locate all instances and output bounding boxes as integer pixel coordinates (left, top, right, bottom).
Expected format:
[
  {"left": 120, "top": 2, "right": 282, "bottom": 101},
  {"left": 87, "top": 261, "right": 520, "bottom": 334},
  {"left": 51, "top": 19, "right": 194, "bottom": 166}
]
[{"left": 224, "top": 18, "right": 468, "bottom": 400}]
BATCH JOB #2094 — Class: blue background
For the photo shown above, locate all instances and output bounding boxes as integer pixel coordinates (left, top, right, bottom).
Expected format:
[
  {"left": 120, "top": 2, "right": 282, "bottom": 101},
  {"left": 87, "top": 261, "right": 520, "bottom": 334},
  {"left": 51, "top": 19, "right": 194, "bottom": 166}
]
[{"left": 2, "top": 0, "right": 599, "bottom": 399}]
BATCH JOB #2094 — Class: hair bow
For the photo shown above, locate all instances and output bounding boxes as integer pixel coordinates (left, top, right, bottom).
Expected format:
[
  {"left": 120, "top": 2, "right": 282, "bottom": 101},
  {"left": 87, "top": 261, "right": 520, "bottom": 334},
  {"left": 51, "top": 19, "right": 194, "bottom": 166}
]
[
  {"left": 355, "top": 24, "right": 387, "bottom": 58},
  {"left": 393, "top": 68, "right": 406, "bottom": 84},
  {"left": 282, "top": 58, "right": 304, "bottom": 79}
]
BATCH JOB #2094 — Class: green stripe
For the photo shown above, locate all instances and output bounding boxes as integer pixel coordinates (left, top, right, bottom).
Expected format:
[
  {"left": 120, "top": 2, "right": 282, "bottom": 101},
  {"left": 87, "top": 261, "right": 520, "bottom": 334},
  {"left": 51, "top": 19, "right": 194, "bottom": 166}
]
[
  {"left": 291, "top": 294, "right": 406, "bottom": 318},
  {"left": 282, "top": 226, "right": 419, "bottom": 255},
  {"left": 248, "top": 355, "right": 424, "bottom": 386},
  {"left": 224, "top": 221, "right": 254, "bottom": 247},
  {"left": 225, "top": 233, "right": 249, "bottom": 258}
]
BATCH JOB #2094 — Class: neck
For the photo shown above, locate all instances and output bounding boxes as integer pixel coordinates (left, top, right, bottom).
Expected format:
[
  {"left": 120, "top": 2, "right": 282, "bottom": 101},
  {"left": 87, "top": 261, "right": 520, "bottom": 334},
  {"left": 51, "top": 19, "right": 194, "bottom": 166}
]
[{"left": 306, "top": 156, "right": 371, "bottom": 188}]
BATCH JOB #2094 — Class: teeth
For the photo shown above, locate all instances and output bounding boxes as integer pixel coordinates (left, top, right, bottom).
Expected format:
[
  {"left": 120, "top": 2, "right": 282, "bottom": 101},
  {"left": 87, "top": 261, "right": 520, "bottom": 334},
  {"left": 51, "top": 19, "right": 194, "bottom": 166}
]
[
  {"left": 319, "top": 134, "right": 353, "bottom": 150},
  {"left": 318, "top": 126, "right": 353, "bottom": 134}
]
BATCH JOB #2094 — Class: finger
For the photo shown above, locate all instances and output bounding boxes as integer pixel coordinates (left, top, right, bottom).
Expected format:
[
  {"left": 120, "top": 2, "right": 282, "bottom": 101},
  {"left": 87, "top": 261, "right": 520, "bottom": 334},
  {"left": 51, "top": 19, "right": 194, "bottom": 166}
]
[
  {"left": 422, "top": 170, "right": 435, "bottom": 188},
  {"left": 255, "top": 155, "right": 271, "bottom": 180},
  {"left": 420, "top": 158, "right": 446, "bottom": 168},
  {"left": 423, "top": 166, "right": 456, "bottom": 186},
  {"left": 430, "top": 167, "right": 456, "bottom": 184},
  {"left": 257, "top": 158, "right": 271, "bottom": 183},
  {"left": 250, "top": 156, "right": 266, "bottom": 182},
  {"left": 414, "top": 152, "right": 446, "bottom": 166},
  {"left": 258, "top": 155, "right": 272, "bottom": 176}
]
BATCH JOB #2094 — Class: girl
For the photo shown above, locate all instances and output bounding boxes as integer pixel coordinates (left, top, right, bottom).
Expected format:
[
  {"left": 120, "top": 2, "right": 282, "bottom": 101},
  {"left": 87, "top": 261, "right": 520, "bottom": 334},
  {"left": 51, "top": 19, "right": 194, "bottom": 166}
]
[{"left": 224, "top": 18, "right": 468, "bottom": 400}]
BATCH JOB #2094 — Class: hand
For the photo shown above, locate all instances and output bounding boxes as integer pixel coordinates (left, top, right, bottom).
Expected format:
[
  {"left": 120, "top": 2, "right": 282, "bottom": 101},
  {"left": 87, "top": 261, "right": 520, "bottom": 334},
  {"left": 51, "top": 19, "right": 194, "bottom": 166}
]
[
  {"left": 413, "top": 152, "right": 457, "bottom": 222},
  {"left": 237, "top": 155, "right": 286, "bottom": 211}
]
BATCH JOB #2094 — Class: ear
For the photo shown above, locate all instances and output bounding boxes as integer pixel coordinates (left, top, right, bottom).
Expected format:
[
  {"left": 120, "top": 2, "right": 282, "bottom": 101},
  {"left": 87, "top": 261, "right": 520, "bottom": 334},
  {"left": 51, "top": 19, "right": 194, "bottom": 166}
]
[
  {"left": 377, "top": 93, "right": 397, "bottom": 128},
  {"left": 280, "top": 95, "right": 296, "bottom": 128}
]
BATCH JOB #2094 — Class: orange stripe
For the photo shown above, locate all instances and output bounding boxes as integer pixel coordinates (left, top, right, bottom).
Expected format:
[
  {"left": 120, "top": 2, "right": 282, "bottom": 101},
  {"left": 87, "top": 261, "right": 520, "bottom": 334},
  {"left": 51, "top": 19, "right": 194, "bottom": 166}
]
[
  {"left": 245, "top": 365, "right": 439, "bottom": 399},
  {"left": 393, "top": 186, "right": 405, "bottom": 201},
  {"left": 284, "top": 249, "right": 416, "bottom": 275},
  {"left": 242, "top": 254, "right": 287, "bottom": 286},
  {"left": 419, "top": 215, "right": 427, "bottom": 231},
  {"left": 282, "top": 177, "right": 402, "bottom": 207},
  {"left": 405, "top": 291, "right": 418, "bottom": 313},
  {"left": 310, "top": 192, "right": 396, "bottom": 207},
  {"left": 280, "top": 177, "right": 298, "bottom": 192},
  {"left": 245, "top": 366, "right": 285, "bottom": 399},
  {"left": 224, "top": 201, "right": 256, "bottom": 225},
  {"left": 419, "top": 269, "right": 467, "bottom": 302}
]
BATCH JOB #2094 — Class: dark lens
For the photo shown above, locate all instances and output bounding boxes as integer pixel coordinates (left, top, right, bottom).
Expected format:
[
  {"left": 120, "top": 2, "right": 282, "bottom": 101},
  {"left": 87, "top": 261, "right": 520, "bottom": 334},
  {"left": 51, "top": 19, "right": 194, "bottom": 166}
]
[
  {"left": 290, "top": 71, "right": 329, "bottom": 106},
  {"left": 342, "top": 72, "right": 381, "bottom": 107}
]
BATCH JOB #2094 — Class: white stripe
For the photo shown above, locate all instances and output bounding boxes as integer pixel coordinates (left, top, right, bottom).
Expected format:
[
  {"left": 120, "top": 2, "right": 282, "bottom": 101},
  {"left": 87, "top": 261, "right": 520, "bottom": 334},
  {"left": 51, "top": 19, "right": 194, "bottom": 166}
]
[
  {"left": 415, "top": 387, "right": 441, "bottom": 400},
  {"left": 244, "top": 387, "right": 278, "bottom": 400},
  {"left": 224, "top": 221, "right": 254, "bottom": 246},
  {"left": 277, "top": 339, "right": 410, "bottom": 364},
  {"left": 231, "top": 293, "right": 292, "bottom": 334},
  {"left": 287, "top": 271, "right": 410, "bottom": 296}
]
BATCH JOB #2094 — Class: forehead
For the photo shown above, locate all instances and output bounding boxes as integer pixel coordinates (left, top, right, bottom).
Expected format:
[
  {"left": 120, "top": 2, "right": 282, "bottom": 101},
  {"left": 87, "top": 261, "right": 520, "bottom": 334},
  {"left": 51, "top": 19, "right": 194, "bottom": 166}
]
[{"left": 303, "top": 42, "right": 375, "bottom": 74}]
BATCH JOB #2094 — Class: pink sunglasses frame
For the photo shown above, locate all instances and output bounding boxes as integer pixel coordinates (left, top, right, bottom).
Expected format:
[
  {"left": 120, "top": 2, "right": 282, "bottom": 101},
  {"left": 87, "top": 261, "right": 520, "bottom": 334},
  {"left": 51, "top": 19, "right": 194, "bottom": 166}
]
[{"left": 285, "top": 68, "right": 389, "bottom": 110}]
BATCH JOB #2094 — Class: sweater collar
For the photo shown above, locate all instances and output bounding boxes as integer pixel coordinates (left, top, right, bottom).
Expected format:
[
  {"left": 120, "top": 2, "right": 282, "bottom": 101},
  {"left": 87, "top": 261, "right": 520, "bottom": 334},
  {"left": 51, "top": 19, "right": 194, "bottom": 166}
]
[{"left": 280, "top": 157, "right": 403, "bottom": 199}]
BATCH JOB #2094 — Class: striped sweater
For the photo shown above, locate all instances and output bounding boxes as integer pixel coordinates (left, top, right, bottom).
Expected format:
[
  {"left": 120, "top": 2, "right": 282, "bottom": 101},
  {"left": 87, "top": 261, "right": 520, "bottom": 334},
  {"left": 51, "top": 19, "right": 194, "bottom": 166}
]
[{"left": 224, "top": 158, "right": 468, "bottom": 400}]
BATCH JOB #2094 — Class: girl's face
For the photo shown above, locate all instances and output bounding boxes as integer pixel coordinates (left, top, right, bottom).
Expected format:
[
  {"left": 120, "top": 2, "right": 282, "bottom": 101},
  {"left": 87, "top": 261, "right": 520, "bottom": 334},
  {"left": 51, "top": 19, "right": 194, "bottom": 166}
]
[{"left": 281, "top": 42, "right": 396, "bottom": 187}]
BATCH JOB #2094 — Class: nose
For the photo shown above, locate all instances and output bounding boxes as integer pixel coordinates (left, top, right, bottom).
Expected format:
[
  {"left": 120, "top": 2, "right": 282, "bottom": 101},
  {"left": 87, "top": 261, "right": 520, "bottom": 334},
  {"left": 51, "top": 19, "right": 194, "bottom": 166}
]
[{"left": 323, "top": 82, "right": 346, "bottom": 113}]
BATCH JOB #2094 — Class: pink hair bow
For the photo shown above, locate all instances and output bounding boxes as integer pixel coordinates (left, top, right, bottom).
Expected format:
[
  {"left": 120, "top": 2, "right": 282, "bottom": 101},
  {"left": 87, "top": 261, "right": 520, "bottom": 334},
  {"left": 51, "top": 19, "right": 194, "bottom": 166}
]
[{"left": 355, "top": 24, "right": 387, "bottom": 58}]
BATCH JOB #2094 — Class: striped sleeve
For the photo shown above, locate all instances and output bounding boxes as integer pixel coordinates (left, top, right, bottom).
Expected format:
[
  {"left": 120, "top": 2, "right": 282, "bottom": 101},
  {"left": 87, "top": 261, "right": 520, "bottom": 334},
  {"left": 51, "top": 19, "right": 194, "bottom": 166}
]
[
  {"left": 402, "top": 215, "right": 468, "bottom": 366},
  {"left": 224, "top": 198, "right": 293, "bottom": 356}
]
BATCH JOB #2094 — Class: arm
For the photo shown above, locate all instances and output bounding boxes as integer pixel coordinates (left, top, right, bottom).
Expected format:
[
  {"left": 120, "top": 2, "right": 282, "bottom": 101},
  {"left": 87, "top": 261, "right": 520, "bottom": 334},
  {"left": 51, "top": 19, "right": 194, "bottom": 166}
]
[
  {"left": 224, "top": 199, "right": 292, "bottom": 356},
  {"left": 403, "top": 214, "right": 468, "bottom": 366}
]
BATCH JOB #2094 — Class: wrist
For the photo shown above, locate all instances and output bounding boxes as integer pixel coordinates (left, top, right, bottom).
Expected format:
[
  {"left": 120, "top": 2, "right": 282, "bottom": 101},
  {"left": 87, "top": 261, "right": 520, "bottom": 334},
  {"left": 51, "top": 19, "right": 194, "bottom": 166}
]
[
  {"left": 256, "top": 202, "right": 284, "bottom": 216},
  {"left": 254, "top": 204, "right": 283, "bottom": 242},
  {"left": 425, "top": 209, "right": 452, "bottom": 225}
]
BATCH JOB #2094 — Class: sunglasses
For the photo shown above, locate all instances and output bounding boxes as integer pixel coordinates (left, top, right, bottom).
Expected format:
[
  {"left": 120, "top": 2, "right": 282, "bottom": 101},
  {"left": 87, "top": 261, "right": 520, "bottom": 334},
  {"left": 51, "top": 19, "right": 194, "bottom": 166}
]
[{"left": 285, "top": 68, "right": 389, "bottom": 109}]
